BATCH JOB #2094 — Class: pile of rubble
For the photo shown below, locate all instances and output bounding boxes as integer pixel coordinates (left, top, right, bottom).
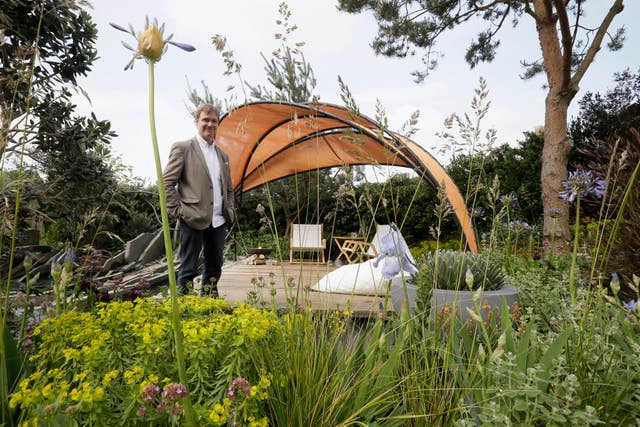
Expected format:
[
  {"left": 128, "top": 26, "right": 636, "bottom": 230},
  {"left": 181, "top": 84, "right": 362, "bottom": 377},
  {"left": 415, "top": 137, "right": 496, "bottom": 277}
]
[{"left": 4, "top": 228, "right": 175, "bottom": 299}]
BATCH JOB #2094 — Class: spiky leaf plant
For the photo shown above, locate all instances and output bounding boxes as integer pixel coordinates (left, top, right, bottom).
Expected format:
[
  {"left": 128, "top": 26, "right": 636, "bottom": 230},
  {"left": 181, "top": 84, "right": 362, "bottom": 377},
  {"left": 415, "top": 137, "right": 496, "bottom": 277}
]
[{"left": 413, "top": 249, "right": 505, "bottom": 303}]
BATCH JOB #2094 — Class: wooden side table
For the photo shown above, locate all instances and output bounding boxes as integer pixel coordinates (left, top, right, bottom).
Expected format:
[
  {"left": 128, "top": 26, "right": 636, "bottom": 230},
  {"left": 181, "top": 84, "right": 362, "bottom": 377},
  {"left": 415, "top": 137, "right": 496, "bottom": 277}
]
[{"left": 333, "top": 236, "right": 372, "bottom": 264}]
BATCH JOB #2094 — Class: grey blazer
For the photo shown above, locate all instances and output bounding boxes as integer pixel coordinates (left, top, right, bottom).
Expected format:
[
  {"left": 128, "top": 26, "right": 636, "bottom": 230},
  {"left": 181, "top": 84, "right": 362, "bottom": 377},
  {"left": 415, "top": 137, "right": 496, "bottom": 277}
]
[{"left": 163, "top": 137, "right": 235, "bottom": 230}]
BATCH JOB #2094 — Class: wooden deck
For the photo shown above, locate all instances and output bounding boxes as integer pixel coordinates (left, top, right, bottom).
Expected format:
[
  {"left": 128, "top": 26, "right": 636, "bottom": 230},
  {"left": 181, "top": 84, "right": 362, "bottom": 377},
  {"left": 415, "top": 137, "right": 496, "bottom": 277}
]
[{"left": 217, "top": 261, "right": 386, "bottom": 317}]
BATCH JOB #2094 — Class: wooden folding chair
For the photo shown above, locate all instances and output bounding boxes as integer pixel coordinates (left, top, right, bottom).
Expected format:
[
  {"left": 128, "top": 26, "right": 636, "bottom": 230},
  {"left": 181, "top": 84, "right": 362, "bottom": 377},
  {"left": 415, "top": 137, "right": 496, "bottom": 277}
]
[{"left": 289, "top": 224, "right": 326, "bottom": 263}]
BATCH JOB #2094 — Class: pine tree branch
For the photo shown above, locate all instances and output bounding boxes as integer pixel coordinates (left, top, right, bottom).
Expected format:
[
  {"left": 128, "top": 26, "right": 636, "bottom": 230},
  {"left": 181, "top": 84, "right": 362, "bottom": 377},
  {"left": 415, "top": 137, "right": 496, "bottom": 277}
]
[
  {"left": 571, "top": 0, "right": 624, "bottom": 88},
  {"left": 552, "top": 0, "right": 573, "bottom": 91}
]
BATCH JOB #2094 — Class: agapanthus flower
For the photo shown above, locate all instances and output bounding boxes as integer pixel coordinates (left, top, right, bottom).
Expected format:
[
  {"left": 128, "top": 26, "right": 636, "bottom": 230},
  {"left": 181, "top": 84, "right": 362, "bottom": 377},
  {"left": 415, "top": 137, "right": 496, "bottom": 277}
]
[
  {"left": 558, "top": 169, "right": 605, "bottom": 203},
  {"left": 500, "top": 192, "right": 520, "bottom": 211},
  {"left": 472, "top": 207, "right": 486, "bottom": 220},
  {"left": 372, "top": 223, "right": 418, "bottom": 279},
  {"left": 51, "top": 246, "right": 77, "bottom": 266},
  {"left": 509, "top": 220, "right": 530, "bottom": 231},
  {"left": 622, "top": 299, "right": 638, "bottom": 311},
  {"left": 110, "top": 17, "right": 195, "bottom": 70}
]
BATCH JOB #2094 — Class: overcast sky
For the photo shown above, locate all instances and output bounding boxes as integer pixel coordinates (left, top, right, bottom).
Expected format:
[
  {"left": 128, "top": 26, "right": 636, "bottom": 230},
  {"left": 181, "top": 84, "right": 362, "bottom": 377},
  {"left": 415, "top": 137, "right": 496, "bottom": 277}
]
[{"left": 74, "top": 1, "right": 639, "bottom": 182}]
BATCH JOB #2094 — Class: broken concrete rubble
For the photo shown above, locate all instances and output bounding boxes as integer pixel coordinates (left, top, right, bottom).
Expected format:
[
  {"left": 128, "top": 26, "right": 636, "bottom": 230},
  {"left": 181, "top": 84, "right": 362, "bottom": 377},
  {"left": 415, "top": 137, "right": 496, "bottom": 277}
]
[{"left": 5, "top": 228, "right": 174, "bottom": 298}]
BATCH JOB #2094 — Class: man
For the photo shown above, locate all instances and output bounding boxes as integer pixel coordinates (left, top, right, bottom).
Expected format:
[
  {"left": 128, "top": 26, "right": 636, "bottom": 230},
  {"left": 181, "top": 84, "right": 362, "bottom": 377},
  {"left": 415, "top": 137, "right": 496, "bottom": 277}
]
[{"left": 163, "top": 104, "right": 235, "bottom": 296}]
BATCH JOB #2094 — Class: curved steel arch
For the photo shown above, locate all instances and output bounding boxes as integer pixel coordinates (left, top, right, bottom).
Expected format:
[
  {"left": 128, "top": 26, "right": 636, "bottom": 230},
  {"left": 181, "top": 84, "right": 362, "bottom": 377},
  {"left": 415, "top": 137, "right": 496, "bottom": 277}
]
[{"left": 216, "top": 101, "right": 478, "bottom": 253}]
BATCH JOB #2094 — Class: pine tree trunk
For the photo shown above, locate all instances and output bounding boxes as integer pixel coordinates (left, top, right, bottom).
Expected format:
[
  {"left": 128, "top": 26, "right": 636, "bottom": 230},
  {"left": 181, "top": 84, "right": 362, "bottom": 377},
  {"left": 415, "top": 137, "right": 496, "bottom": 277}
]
[
  {"left": 541, "top": 90, "right": 572, "bottom": 250},
  {"left": 533, "top": 0, "right": 576, "bottom": 253}
]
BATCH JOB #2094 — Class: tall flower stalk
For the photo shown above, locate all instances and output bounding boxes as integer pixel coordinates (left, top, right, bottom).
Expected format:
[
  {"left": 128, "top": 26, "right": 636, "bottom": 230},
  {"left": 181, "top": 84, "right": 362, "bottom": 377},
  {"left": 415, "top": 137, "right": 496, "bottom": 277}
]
[
  {"left": 559, "top": 169, "right": 605, "bottom": 304},
  {"left": 111, "top": 18, "right": 196, "bottom": 426}
]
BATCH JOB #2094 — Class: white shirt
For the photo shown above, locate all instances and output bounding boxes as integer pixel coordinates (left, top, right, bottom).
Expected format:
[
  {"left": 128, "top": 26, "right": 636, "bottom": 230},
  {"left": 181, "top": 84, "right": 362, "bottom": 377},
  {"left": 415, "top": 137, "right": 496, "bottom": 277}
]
[{"left": 196, "top": 135, "right": 226, "bottom": 227}]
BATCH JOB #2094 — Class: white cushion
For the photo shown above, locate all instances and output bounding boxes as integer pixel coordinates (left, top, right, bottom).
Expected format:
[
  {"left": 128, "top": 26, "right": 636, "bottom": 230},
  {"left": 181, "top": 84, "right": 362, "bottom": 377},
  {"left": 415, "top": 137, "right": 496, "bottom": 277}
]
[{"left": 311, "top": 259, "right": 412, "bottom": 296}]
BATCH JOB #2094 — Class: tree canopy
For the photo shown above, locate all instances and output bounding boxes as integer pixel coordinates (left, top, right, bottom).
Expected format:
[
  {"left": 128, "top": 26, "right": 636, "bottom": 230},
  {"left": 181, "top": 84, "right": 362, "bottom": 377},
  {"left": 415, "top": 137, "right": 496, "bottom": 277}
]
[
  {"left": 337, "top": 0, "right": 626, "bottom": 249},
  {"left": 0, "top": 0, "right": 118, "bottom": 245},
  {"left": 570, "top": 67, "right": 640, "bottom": 153}
]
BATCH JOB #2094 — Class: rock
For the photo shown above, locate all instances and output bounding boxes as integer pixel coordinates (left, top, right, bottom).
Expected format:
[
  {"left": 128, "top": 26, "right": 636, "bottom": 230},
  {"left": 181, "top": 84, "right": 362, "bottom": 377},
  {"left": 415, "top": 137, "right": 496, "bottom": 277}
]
[
  {"left": 137, "top": 229, "right": 165, "bottom": 264},
  {"left": 121, "top": 262, "right": 138, "bottom": 273},
  {"left": 125, "top": 232, "right": 157, "bottom": 263},
  {"left": 102, "top": 250, "right": 125, "bottom": 271}
]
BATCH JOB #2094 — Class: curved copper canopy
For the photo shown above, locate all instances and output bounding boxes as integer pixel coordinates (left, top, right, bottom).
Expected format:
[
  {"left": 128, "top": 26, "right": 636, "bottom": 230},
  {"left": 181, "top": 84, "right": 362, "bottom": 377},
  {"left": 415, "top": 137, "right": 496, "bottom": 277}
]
[{"left": 216, "top": 101, "right": 478, "bottom": 253}]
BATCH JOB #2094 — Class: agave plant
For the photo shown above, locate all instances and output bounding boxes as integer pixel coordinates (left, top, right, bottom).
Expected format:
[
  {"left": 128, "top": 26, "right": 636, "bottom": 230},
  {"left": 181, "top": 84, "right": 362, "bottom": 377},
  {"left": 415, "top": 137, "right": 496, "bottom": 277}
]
[
  {"left": 413, "top": 249, "right": 504, "bottom": 296},
  {"left": 411, "top": 250, "right": 506, "bottom": 317}
]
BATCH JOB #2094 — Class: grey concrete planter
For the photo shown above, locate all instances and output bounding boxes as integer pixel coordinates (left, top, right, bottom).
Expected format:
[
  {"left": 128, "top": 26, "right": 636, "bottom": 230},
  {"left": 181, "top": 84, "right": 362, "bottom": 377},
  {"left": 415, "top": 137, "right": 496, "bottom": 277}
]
[
  {"left": 391, "top": 283, "right": 520, "bottom": 322},
  {"left": 431, "top": 285, "right": 520, "bottom": 322}
]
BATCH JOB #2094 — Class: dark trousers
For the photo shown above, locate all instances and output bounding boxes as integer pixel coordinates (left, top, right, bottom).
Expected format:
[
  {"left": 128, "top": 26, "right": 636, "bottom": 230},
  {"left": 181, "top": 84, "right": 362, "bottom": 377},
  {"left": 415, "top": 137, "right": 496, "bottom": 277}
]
[{"left": 177, "top": 220, "right": 226, "bottom": 295}]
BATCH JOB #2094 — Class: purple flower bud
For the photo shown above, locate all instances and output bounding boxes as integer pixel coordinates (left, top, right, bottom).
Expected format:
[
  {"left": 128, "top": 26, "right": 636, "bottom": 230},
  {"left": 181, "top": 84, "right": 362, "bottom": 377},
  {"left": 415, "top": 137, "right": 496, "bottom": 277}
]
[
  {"left": 161, "top": 382, "right": 187, "bottom": 404},
  {"left": 141, "top": 384, "right": 161, "bottom": 403},
  {"left": 111, "top": 18, "right": 195, "bottom": 70},
  {"left": 229, "top": 377, "right": 251, "bottom": 399},
  {"left": 168, "top": 404, "right": 183, "bottom": 415}
]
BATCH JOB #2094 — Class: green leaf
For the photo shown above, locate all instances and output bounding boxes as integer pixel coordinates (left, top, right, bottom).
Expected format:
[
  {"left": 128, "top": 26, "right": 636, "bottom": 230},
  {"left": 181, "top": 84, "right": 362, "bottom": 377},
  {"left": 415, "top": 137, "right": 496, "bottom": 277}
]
[
  {"left": 536, "top": 329, "right": 570, "bottom": 392},
  {"left": 516, "top": 321, "right": 534, "bottom": 374},
  {"left": 41, "top": 414, "right": 79, "bottom": 426},
  {"left": 2, "top": 322, "right": 22, "bottom": 394},
  {"left": 500, "top": 299, "right": 515, "bottom": 355}
]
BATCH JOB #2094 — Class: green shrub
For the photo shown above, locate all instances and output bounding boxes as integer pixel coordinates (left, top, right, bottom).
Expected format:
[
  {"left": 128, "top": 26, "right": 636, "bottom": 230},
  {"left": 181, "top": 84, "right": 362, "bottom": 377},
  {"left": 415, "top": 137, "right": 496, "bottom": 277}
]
[
  {"left": 411, "top": 239, "right": 464, "bottom": 259},
  {"left": 9, "top": 297, "right": 276, "bottom": 426}
]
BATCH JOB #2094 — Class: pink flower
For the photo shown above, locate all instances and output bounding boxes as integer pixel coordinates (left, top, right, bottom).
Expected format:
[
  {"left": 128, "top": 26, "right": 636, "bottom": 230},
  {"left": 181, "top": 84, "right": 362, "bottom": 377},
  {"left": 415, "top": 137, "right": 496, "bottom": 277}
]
[
  {"left": 167, "top": 404, "right": 184, "bottom": 416},
  {"left": 228, "top": 377, "right": 251, "bottom": 399},
  {"left": 141, "top": 383, "right": 161, "bottom": 403},
  {"left": 162, "top": 382, "right": 187, "bottom": 404}
]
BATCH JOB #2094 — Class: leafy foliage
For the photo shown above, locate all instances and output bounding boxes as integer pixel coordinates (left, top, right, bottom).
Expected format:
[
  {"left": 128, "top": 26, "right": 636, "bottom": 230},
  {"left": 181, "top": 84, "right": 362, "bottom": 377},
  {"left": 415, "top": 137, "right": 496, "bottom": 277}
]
[
  {"left": 0, "top": 0, "right": 103, "bottom": 155},
  {"left": 11, "top": 254, "right": 640, "bottom": 425},
  {"left": 0, "top": 0, "right": 118, "bottom": 247},
  {"left": 570, "top": 67, "right": 640, "bottom": 158},
  {"left": 578, "top": 130, "right": 640, "bottom": 287},
  {"left": 336, "top": 1, "right": 625, "bottom": 83},
  {"left": 9, "top": 298, "right": 277, "bottom": 425},
  {"left": 568, "top": 68, "right": 640, "bottom": 285},
  {"left": 447, "top": 131, "right": 544, "bottom": 228}
]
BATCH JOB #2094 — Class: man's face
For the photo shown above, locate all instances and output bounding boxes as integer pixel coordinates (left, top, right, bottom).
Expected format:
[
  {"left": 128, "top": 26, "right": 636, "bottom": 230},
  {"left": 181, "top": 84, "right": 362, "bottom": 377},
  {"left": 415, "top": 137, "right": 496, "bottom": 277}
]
[{"left": 196, "top": 110, "right": 219, "bottom": 143}]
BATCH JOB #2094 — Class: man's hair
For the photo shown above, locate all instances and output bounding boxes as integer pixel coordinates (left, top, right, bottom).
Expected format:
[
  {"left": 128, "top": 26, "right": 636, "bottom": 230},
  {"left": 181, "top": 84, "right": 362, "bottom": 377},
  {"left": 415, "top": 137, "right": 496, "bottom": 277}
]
[{"left": 195, "top": 104, "right": 220, "bottom": 120}]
